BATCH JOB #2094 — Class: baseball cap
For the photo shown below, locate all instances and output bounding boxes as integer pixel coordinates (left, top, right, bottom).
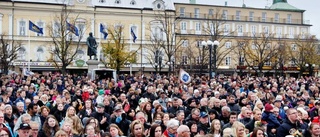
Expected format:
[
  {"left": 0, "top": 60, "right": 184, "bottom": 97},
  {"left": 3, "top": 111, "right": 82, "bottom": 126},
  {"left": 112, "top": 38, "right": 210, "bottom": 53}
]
[
  {"left": 18, "top": 123, "right": 32, "bottom": 130},
  {"left": 114, "top": 106, "right": 122, "bottom": 111},
  {"left": 200, "top": 112, "right": 208, "bottom": 118},
  {"left": 97, "top": 103, "right": 105, "bottom": 108}
]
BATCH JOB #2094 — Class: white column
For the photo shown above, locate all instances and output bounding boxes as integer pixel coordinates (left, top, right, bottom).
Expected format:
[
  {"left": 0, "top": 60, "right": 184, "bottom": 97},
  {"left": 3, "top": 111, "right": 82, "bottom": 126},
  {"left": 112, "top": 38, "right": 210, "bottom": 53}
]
[
  {"left": 259, "top": 24, "right": 262, "bottom": 33},
  {"left": 9, "top": 14, "right": 13, "bottom": 39},
  {"left": 91, "top": 18, "right": 95, "bottom": 35},
  {"left": 245, "top": 23, "right": 249, "bottom": 33},
  {"left": 142, "top": 22, "right": 145, "bottom": 41},
  {"left": 271, "top": 25, "right": 274, "bottom": 33},
  {"left": 189, "top": 21, "right": 193, "bottom": 30},
  {"left": 296, "top": 26, "right": 300, "bottom": 35},
  {"left": 0, "top": 14, "right": 3, "bottom": 34},
  {"left": 284, "top": 26, "right": 287, "bottom": 35},
  {"left": 232, "top": 23, "right": 235, "bottom": 31}
]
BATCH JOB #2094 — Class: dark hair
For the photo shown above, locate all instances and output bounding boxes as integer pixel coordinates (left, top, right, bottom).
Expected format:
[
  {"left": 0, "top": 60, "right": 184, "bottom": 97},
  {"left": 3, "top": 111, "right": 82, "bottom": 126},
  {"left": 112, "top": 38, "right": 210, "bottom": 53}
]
[
  {"left": 27, "top": 102, "right": 36, "bottom": 111},
  {"left": 149, "top": 124, "right": 161, "bottom": 137},
  {"left": 230, "top": 111, "right": 237, "bottom": 116},
  {"left": 251, "top": 127, "right": 265, "bottom": 137},
  {"left": 0, "top": 128, "right": 12, "bottom": 137}
]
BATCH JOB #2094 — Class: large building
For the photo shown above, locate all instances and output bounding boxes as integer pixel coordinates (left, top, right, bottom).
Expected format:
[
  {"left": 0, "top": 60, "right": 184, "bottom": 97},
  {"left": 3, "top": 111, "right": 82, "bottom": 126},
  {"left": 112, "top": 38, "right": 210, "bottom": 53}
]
[{"left": 0, "top": 0, "right": 315, "bottom": 76}]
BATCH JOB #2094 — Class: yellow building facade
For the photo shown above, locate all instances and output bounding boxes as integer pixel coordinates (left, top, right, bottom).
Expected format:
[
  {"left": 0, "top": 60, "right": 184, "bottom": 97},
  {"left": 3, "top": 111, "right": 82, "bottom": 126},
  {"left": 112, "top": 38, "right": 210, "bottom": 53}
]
[{"left": 0, "top": 0, "right": 314, "bottom": 75}]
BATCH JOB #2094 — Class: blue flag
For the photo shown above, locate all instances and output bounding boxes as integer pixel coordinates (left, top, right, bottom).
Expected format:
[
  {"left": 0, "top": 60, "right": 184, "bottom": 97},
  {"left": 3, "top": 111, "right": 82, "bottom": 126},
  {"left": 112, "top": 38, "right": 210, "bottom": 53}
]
[
  {"left": 29, "top": 21, "right": 43, "bottom": 34},
  {"left": 179, "top": 69, "right": 191, "bottom": 83},
  {"left": 66, "top": 21, "right": 79, "bottom": 36},
  {"left": 100, "top": 23, "right": 108, "bottom": 39},
  {"left": 131, "top": 27, "right": 137, "bottom": 43}
]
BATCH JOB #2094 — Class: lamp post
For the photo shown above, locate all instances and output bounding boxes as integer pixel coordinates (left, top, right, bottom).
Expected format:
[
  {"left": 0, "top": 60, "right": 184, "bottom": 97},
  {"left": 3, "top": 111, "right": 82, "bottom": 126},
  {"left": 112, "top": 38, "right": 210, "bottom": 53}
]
[
  {"left": 201, "top": 40, "right": 213, "bottom": 79},
  {"left": 154, "top": 63, "right": 158, "bottom": 74},
  {"left": 305, "top": 63, "right": 315, "bottom": 77},
  {"left": 213, "top": 40, "right": 220, "bottom": 76}
]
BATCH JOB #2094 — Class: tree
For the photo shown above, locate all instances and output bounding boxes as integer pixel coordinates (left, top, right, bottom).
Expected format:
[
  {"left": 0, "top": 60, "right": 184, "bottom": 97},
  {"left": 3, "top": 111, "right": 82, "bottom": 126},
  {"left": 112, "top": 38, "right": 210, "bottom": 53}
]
[
  {"left": 101, "top": 25, "right": 138, "bottom": 75},
  {"left": 149, "top": 10, "right": 185, "bottom": 75},
  {"left": 0, "top": 34, "right": 21, "bottom": 74},
  {"left": 239, "top": 33, "right": 281, "bottom": 76},
  {"left": 288, "top": 34, "right": 320, "bottom": 76},
  {"left": 47, "top": 5, "right": 85, "bottom": 75}
]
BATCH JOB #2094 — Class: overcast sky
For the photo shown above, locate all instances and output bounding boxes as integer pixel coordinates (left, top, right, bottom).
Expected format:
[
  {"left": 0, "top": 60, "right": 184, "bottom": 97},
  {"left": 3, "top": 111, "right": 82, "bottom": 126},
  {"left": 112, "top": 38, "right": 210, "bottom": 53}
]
[{"left": 174, "top": 0, "right": 319, "bottom": 38}]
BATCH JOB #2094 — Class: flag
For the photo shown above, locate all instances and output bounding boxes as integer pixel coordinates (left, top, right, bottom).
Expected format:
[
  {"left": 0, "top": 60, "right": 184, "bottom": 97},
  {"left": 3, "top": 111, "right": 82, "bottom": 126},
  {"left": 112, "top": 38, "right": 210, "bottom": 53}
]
[
  {"left": 66, "top": 21, "right": 79, "bottom": 36},
  {"left": 22, "top": 68, "right": 34, "bottom": 76},
  {"left": 131, "top": 27, "right": 137, "bottom": 43},
  {"left": 100, "top": 23, "right": 108, "bottom": 39},
  {"left": 29, "top": 20, "right": 43, "bottom": 34},
  {"left": 179, "top": 69, "right": 191, "bottom": 83}
]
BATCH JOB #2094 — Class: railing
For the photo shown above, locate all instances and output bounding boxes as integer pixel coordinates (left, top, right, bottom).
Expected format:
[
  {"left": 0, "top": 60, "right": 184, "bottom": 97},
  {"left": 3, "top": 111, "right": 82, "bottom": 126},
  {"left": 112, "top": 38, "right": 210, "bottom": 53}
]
[{"left": 177, "top": 12, "right": 308, "bottom": 25}]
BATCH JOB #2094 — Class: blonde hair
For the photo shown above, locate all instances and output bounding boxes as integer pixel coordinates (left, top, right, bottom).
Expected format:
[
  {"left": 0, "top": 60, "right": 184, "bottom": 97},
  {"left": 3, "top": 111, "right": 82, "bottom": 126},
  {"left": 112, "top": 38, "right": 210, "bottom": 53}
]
[{"left": 231, "top": 121, "right": 246, "bottom": 137}]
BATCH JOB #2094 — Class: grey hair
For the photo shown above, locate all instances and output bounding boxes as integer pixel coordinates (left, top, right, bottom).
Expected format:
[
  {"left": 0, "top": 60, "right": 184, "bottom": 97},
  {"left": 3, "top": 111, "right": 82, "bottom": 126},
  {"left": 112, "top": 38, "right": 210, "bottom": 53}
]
[
  {"left": 221, "top": 106, "right": 231, "bottom": 112},
  {"left": 16, "top": 102, "right": 24, "bottom": 107},
  {"left": 166, "top": 119, "right": 179, "bottom": 128}
]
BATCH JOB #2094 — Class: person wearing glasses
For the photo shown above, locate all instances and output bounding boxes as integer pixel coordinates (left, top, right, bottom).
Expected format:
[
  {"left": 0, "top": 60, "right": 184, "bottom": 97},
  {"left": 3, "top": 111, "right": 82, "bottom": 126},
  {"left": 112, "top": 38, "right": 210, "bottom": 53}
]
[
  {"left": 276, "top": 108, "right": 308, "bottom": 137},
  {"left": 162, "top": 119, "right": 179, "bottom": 137}
]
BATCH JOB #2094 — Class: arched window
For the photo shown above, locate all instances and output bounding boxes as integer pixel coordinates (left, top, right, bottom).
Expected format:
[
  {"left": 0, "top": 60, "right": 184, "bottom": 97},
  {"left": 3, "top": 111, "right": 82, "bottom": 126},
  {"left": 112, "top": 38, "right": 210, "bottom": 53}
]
[
  {"left": 130, "top": 0, "right": 136, "bottom": 5},
  {"left": 17, "top": 47, "right": 26, "bottom": 61},
  {"left": 115, "top": 0, "right": 121, "bottom": 4},
  {"left": 36, "top": 47, "right": 44, "bottom": 61},
  {"left": 76, "top": 50, "right": 85, "bottom": 60}
]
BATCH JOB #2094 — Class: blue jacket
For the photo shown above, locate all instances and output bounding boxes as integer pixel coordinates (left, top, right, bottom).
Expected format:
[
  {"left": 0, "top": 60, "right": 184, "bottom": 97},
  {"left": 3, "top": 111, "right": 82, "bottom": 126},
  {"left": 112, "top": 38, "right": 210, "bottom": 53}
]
[{"left": 262, "top": 111, "right": 281, "bottom": 130}]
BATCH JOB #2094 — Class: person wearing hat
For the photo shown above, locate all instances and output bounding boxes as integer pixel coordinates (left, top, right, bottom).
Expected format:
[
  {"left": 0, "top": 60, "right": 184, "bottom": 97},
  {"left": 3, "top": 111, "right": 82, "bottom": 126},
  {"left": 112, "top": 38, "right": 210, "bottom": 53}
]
[
  {"left": 96, "top": 89, "right": 105, "bottom": 105},
  {"left": 310, "top": 101, "right": 320, "bottom": 120},
  {"left": 197, "top": 112, "right": 210, "bottom": 134},
  {"left": 262, "top": 103, "right": 280, "bottom": 136},
  {"left": 17, "top": 123, "right": 31, "bottom": 137},
  {"left": 90, "top": 103, "right": 110, "bottom": 132},
  {"left": 110, "top": 105, "right": 131, "bottom": 136}
]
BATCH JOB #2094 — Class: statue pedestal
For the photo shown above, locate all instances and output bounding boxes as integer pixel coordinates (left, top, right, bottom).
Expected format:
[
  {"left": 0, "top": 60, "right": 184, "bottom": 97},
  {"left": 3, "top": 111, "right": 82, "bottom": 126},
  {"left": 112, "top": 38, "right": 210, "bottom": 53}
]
[{"left": 86, "top": 60, "right": 100, "bottom": 80}]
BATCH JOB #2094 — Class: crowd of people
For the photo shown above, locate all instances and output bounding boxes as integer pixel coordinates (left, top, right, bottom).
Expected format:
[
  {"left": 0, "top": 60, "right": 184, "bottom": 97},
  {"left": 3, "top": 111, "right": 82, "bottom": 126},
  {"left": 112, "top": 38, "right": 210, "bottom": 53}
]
[{"left": 0, "top": 72, "right": 320, "bottom": 137}]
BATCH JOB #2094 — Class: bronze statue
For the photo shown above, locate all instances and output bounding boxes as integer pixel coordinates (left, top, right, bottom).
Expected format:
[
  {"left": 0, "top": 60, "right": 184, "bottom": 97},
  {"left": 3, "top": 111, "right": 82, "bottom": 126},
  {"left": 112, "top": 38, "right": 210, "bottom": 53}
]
[{"left": 86, "top": 32, "right": 98, "bottom": 60}]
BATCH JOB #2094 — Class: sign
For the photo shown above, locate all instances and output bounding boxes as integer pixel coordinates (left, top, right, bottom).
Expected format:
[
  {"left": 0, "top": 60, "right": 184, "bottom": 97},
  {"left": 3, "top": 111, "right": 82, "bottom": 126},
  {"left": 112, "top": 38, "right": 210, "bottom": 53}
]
[
  {"left": 13, "top": 62, "right": 62, "bottom": 66},
  {"left": 75, "top": 60, "right": 85, "bottom": 67}
]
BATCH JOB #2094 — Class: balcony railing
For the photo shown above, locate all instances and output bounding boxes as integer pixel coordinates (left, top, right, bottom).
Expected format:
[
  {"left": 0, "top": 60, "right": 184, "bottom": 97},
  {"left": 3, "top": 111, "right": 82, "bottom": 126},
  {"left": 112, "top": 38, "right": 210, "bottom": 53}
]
[{"left": 177, "top": 12, "right": 309, "bottom": 25}]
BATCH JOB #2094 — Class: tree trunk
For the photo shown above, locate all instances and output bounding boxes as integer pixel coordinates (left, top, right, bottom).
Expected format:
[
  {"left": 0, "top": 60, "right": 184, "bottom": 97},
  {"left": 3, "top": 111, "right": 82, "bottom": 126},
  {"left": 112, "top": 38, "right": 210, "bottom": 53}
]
[{"left": 61, "top": 64, "right": 67, "bottom": 76}]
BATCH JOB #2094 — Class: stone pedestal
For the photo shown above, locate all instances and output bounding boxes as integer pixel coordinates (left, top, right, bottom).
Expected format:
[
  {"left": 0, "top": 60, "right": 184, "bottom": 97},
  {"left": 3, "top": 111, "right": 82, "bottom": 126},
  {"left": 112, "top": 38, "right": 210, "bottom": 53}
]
[{"left": 86, "top": 60, "right": 100, "bottom": 80}]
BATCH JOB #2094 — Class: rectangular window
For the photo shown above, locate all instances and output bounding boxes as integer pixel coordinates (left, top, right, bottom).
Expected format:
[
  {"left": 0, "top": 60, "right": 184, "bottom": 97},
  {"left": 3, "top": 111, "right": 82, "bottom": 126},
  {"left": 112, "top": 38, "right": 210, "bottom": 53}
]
[
  {"left": 19, "top": 21, "right": 26, "bottom": 36},
  {"left": 251, "top": 25, "right": 257, "bottom": 36},
  {"left": 225, "top": 42, "right": 232, "bottom": 49},
  {"left": 224, "top": 24, "right": 230, "bottom": 35},
  {"left": 236, "top": 11, "right": 241, "bottom": 20},
  {"left": 182, "top": 56, "right": 188, "bottom": 64},
  {"left": 237, "top": 25, "right": 243, "bottom": 35},
  {"left": 54, "top": 22, "right": 61, "bottom": 37},
  {"left": 222, "top": 10, "right": 228, "bottom": 20},
  {"left": 287, "top": 14, "right": 292, "bottom": 23},
  {"left": 37, "top": 21, "right": 44, "bottom": 36},
  {"left": 180, "top": 7, "right": 185, "bottom": 17},
  {"left": 194, "top": 8, "right": 200, "bottom": 18},
  {"left": 249, "top": 11, "right": 254, "bottom": 21},
  {"left": 288, "top": 27, "right": 294, "bottom": 38},
  {"left": 182, "top": 40, "right": 188, "bottom": 47},
  {"left": 195, "top": 22, "right": 201, "bottom": 34},
  {"left": 262, "top": 12, "right": 266, "bottom": 22},
  {"left": 209, "top": 23, "right": 215, "bottom": 35},
  {"left": 225, "top": 56, "right": 231, "bottom": 65},
  {"left": 276, "top": 27, "right": 282, "bottom": 38},
  {"left": 263, "top": 26, "right": 269, "bottom": 34},
  {"left": 208, "top": 9, "right": 214, "bottom": 16},
  {"left": 275, "top": 13, "right": 279, "bottom": 23},
  {"left": 181, "top": 22, "right": 187, "bottom": 32}
]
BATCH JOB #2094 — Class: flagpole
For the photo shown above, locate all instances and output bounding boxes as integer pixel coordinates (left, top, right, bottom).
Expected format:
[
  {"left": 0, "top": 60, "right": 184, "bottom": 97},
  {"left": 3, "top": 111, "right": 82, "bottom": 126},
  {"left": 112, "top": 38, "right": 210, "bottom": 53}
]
[
  {"left": 98, "top": 33, "right": 101, "bottom": 69},
  {"left": 130, "top": 40, "right": 132, "bottom": 76},
  {"left": 28, "top": 28, "right": 31, "bottom": 71}
]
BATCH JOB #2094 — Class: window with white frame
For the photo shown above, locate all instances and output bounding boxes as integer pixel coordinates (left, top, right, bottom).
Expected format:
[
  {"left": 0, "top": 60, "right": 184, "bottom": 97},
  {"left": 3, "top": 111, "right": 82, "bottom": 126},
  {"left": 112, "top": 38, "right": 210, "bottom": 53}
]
[
  {"left": 251, "top": 25, "right": 257, "bottom": 36},
  {"left": 263, "top": 26, "right": 269, "bottom": 34},
  {"left": 225, "top": 56, "right": 231, "bottom": 65},
  {"left": 196, "top": 56, "right": 201, "bottom": 64},
  {"left": 266, "top": 43, "right": 271, "bottom": 49},
  {"left": 236, "top": 11, "right": 241, "bottom": 20},
  {"left": 77, "top": 20, "right": 86, "bottom": 36},
  {"left": 19, "top": 20, "right": 26, "bottom": 36},
  {"left": 224, "top": 24, "right": 230, "bottom": 35},
  {"left": 195, "top": 22, "right": 201, "bottom": 34},
  {"left": 209, "top": 23, "right": 215, "bottom": 35},
  {"left": 249, "top": 11, "right": 254, "bottom": 21},
  {"left": 182, "top": 55, "right": 188, "bottom": 64},
  {"left": 53, "top": 22, "right": 61, "bottom": 37},
  {"left": 225, "top": 42, "right": 232, "bottom": 49},
  {"left": 287, "top": 14, "right": 292, "bottom": 23},
  {"left": 208, "top": 9, "right": 214, "bottom": 17},
  {"left": 222, "top": 10, "right": 228, "bottom": 20},
  {"left": 194, "top": 8, "right": 200, "bottom": 18},
  {"left": 182, "top": 40, "right": 188, "bottom": 47},
  {"left": 152, "top": 26, "right": 163, "bottom": 40},
  {"left": 17, "top": 47, "right": 26, "bottom": 61},
  {"left": 180, "top": 7, "right": 185, "bottom": 17},
  {"left": 291, "top": 44, "right": 297, "bottom": 51},
  {"left": 237, "top": 25, "right": 243, "bottom": 36},
  {"left": 37, "top": 21, "right": 44, "bottom": 36},
  {"left": 181, "top": 22, "right": 187, "bottom": 33},
  {"left": 274, "top": 13, "right": 279, "bottom": 23},
  {"left": 76, "top": 50, "right": 85, "bottom": 60},
  {"left": 288, "top": 27, "right": 294, "bottom": 38},
  {"left": 276, "top": 27, "right": 282, "bottom": 38},
  {"left": 36, "top": 47, "right": 44, "bottom": 61},
  {"left": 262, "top": 12, "right": 266, "bottom": 22}
]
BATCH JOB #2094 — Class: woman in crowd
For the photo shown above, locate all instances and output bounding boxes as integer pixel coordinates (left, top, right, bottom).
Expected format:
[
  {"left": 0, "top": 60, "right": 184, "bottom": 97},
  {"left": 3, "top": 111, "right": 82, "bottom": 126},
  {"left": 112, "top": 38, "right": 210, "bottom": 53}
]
[
  {"left": 54, "top": 103, "right": 66, "bottom": 123},
  {"left": 78, "top": 100, "right": 95, "bottom": 120},
  {"left": 149, "top": 124, "right": 162, "bottom": 137},
  {"left": 3, "top": 105, "right": 14, "bottom": 130},
  {"left": 251, "top": 127, "right": 267, "bottom": 137},
  {"left": 129, "top": 120, "right": 145, "bottom": 137},
  {"left": 85, "top": 123, "right": 100, "bottom": 137},
  {"left": 55, "top": 130, "right": 69, "bottom": 137},
  {"left": 126, "top": 109, "right": 136, "bottom": 122},
  {"left": 39, "top": 106, "right": 50, "bottom": 125},
  {"left": 109, "top": 124, "right": 124, "bottom": 137},
  {"left": 304, "top": 123, "right": 320, "bottom": 137},
  {"left": 39, "top": 115, "right": 60, "bottom": 137},
  {"left": 142, "top": 102, "right": 153, "bottom": 124},
  {"left": 65, "top": 106, "right": 77, "bottom": 119},
  {"left": 186, "top": 121, "right": 198, "bottom": 137},
  {"left": 231, "top": 121, "right": 246, "bottom": 137},
  {"left": 69, "top": 116, "right": 84, "bottom": 135},
  {"left": 210, "top": 119, "right": 222, "bottom": 137},
  {"left": 0, "top": 128, "right": 11, "bottom": 137},
  {"left": 84, "top": 117, "right": 100, "bottom": 135},
  {"left": 61, "top": 119, "right": 80, "bottom": 137}
]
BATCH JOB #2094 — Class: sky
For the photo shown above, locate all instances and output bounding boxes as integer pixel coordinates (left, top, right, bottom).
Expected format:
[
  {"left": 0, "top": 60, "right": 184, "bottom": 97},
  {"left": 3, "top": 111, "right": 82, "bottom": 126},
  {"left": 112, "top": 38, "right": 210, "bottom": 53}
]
[{"left": 174, "top": 0, "right": 320, "bottom": 38}]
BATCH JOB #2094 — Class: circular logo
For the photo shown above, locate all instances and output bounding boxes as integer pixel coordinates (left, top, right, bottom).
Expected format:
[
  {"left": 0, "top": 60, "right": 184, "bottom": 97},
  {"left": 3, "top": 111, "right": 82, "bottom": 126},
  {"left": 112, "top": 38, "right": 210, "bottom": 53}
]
[{"left": 77, "top": 0, "right": 85, "bottom": 3}]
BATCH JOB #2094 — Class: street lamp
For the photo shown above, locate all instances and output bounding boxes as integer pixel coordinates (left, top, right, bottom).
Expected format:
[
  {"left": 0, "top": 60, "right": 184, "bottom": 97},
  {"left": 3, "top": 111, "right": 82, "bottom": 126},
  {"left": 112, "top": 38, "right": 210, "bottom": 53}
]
[
  {"left": 305, "top": 63, "right": 316, "bottom": 77},
  {"left": 202, "top": 40, "right": 219, "bottom": 79},
  {"left": 154, "top": 62, "right": 158, "bottom": 74}
]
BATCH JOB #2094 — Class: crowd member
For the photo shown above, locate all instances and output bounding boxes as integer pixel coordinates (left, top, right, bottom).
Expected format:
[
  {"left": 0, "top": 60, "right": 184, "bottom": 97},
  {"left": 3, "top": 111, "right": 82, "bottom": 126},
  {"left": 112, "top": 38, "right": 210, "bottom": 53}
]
[{"left": 1, "top": 72, "right": 319, "bottom": 137}]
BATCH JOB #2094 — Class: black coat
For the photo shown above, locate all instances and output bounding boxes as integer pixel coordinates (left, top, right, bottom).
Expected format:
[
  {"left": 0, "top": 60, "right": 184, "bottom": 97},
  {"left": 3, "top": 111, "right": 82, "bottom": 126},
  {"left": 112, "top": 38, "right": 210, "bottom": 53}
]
[
  {"left": 276, "top": 119, "right": 308, "bottom": 137},
  {"left": 110, "top": 114, "right": 131, "bottom": 136},
  {"left": 90, "top": 112, "right": 110, "bottom": 131}
]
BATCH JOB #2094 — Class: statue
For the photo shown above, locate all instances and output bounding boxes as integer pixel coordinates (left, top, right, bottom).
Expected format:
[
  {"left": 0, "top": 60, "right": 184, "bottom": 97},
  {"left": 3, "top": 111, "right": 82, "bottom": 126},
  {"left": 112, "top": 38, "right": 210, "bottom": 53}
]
[{"left": 86, "top": 32, "right": 98, "bottom": 60}]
